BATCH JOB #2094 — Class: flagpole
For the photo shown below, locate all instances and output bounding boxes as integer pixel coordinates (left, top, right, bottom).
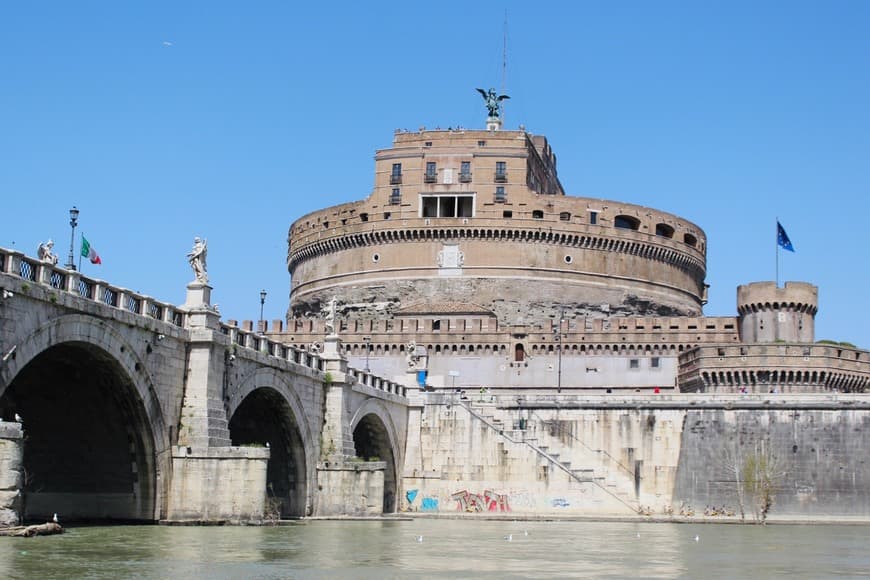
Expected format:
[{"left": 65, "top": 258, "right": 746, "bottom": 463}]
[
  {"left": 78, "top": 232, "right": 83, "bottom": 272},
  {"left": 775, "top": 218, "right": 779, "bottom": 287}
]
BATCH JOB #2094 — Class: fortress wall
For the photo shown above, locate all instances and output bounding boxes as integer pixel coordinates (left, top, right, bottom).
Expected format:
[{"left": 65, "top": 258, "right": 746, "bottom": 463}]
[
  {"left": 402, "top": 398, "right": 870, "bottom": 518},
  {"left": 673, "top": 408, "right": 870, "bottom": 517},
  {"left": 352, "top": 353, "right": 678, "bottom": 392}
]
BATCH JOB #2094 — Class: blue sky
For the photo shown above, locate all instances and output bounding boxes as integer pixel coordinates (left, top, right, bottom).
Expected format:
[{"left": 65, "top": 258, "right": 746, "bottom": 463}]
[{"left": 2, "top": 1, "right": 868, "bottom": 348}]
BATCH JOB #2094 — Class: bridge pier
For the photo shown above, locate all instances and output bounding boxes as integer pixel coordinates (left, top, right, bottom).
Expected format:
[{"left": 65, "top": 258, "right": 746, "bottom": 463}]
[
  {"left": 165, "top": 282, "right": 269, "bottom": 523},
  {"left": 0, "top": 422, "right": 23, "bottom": 527},
  {"left": 315, "top": 334, "right": 387, "bottom": 515}
]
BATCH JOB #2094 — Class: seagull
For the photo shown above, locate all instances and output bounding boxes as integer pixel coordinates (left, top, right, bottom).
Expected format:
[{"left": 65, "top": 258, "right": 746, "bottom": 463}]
[
  {"left": 162, "top": 41, "right": 173, "bottom": 47},
  {"left": 523, "top": 530, "right": 530, "bottom": 536},
  {"left": 637, "top": 532, "right": 641, "bottom": 539},
  {"left": 503, "top": 534, "right": 513, "bottom": 542},
  {"left": 265, "top": 442, "right": 270, "bottom": 448},
  {"left": 14, "top": 413, "right": 22, "bottom": 423},
  {"left": 694, "top": 535, "right": 700, "bottom": 542},
  {"left": 52, "top": 513, "right": 59, "bottom": 523},
  {"left": 415, "top": 535, "right": 423, "bottom": 543}
]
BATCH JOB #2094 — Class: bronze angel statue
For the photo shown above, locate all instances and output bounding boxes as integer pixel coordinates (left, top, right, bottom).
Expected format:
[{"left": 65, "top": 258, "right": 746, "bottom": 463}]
[{"left": 476, "top": 87, "right": 510, "bottom": 118}]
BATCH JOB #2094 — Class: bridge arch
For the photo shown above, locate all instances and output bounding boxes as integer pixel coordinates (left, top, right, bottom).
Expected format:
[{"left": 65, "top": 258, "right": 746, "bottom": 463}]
[
  {"left": 350, "top": 399, "right": 401, "bottom": 513},
  {"left": 227, "top": 367, "right": 316, "bottom": 518},
  {"left": 0, "top": 314, "right": 165, "bottom": 522}
]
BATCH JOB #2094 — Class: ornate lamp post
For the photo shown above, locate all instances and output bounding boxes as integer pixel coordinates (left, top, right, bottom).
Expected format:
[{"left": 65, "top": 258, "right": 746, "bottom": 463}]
[
  {"left": 363, "top": 336, "right": 371, "bottom": 372},
  {"left": 553, "top": 307, "right": 566, "bottom": 393},
  {"left": 66, "top": 206, "right": 79, "bottom": 271},
  {"left": 259, "top": 289, "right": 267, "bottom": 332}
]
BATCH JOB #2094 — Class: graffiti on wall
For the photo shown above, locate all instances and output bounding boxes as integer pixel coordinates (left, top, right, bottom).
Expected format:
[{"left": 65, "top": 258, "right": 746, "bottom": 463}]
[
  {"left": 404, "top": 488, "right": 440, "bottom": 512},
  {"left": 450, "top": 489, "right": 511, "bottom": 513}
]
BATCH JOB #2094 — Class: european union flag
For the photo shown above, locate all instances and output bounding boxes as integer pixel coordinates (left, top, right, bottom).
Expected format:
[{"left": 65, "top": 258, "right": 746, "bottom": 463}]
[{"left": 777, "top": 221, "right": 795, "bottom": 252}]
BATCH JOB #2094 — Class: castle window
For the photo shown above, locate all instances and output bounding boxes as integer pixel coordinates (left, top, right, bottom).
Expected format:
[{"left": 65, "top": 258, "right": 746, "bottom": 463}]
[
  {"left": 360, "top": 213, "right": 369, "bottom": 222},
  {"left": 495, "top": 161, "right": 507, "bottom": 182},
  {"left": 460, "top": 161, "right": 472, "bottom": 182},
  {"left": 425, "top": 162, "right": 437, "bottom": 183},
  {"left": 390, "top": 188, "right": 402, "bottom": 205},
  {"left": 425, "top": 141, "right": 432, "bottom": 147},
  {"left": 421, "top": 194, "right": 474, "bottom": 218},
  {"left": 503, "top": 210, "right": 513, "bottom": 218},
  {"left": 651, "top": 357, "right": 660, "bottom": 368},
  {"left": 494, "top": 186, "right": 506, "bottom": 203},
  {"left": 629, "top": 359, "right": 640, "bottom": 369},
  {"left": 390, "top": 163, "right": 402, "bottom": 184},
  {"left": 559, "top": 212, "right": 571, "bottom": 221},
  {"left": 478, "top": 140, "right": 486, "bottom": 147},
  {"left": 532, "top": 210, "right": 544, "bottom": 219},
  {"left": 432, "top": 320, "right": 441, "bottom": 331},
  {"left": 589, "top": 210, "right": 598, "bottom": 225},
  {"left": 655, "top": 223, "right": 675, "bottom": 238},
  {"left": 684, "top": 233, "right": 698, "bottom": 247},
  {"left": 615, "top": 215, "right": 640, "bottom": 230}
]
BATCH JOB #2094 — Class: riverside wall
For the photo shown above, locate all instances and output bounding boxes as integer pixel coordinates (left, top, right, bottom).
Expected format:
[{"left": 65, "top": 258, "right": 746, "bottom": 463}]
[{"left": 400, "top": 394, "right": 870, "bottom": 519}]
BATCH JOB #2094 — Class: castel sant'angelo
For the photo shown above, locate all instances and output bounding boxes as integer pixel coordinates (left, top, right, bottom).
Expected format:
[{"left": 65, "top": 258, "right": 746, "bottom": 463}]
[{"left": 280, "top": 93, "right": 869, "bottom": 396}]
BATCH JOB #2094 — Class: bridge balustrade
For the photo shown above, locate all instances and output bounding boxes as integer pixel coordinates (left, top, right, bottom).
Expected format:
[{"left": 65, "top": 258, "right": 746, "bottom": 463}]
[{"left": 1, "top": 246, "right": 185, "bottom": 328}]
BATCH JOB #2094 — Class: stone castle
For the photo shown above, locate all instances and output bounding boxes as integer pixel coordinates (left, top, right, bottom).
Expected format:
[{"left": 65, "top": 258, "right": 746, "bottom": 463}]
[{"left": 279, "top": 117, "right": 868, "bottom": 396}]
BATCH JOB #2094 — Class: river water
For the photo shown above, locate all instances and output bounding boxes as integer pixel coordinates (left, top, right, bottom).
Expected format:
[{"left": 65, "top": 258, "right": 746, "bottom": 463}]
[{"left": 2, "top": 519, "right": 869, "bottom": 579}]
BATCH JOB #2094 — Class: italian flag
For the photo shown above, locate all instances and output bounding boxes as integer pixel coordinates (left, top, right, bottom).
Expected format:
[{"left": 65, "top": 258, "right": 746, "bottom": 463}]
[{"left": 80, "top": 236, "right": 102, "bottom": 264}]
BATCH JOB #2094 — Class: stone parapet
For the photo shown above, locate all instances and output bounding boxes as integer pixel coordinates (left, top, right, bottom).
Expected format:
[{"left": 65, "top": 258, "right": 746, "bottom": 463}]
[{"left": 678, "top": 343, "right": 870, "bottom": 393}]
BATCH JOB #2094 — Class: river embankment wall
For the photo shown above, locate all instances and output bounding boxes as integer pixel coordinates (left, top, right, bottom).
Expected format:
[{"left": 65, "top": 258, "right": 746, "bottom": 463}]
[{"left": 401, "top": 394, "right": 870, "bottom": 520}]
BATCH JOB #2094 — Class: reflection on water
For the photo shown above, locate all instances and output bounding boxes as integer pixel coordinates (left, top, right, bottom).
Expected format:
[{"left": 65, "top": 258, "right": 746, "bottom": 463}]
[{"left": 2, "top": 519, "right": 870, "bottom": 579}]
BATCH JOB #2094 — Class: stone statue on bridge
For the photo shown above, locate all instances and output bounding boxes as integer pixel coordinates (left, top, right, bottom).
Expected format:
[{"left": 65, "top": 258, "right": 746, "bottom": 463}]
[
  {"left": 187, "top": 237, "right": 208, "bottom": 284},
  {"left": 322, "top": 297, "right": 338, "bottom": 336},
  {"left": 37, "top": 239, "right": 58, "bottom": 265}
]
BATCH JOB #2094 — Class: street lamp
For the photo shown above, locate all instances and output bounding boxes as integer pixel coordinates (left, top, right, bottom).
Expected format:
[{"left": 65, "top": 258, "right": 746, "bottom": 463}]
[
  {"left": 363, "top": 336, "right": 371, "bottom": 372},
  {"left": 66, "top": 206, "right": 79, "bottom": 271},
  {"left": 259, "top": 289, "right": 267, "bottom": 332},
  {"left": 553, "top": 307, "right": 566, "bottom": 393}
]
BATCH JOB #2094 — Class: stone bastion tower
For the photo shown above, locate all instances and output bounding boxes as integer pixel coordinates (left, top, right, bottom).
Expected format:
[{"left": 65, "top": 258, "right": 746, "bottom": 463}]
[{"left": 287, "top": 126, "right": 707, "bottom": 325}]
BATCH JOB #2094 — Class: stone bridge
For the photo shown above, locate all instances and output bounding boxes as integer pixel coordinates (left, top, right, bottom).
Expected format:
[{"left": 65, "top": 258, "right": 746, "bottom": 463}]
[{"left": 0, "top": 248, "right": 410, "bottom": 524}]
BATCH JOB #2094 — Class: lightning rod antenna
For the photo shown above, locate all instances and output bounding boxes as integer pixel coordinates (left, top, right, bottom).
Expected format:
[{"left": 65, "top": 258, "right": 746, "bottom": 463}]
[{"left": 501, "top": 10, "right": 508, "bottom": 118}]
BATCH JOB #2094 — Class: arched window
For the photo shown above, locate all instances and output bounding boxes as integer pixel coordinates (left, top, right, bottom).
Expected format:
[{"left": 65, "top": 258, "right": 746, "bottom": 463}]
[
  {"left": 514, "top": 343, "right": 525, "bottom": 362},
  {"left": 559, "top": 212, "right": 571, "bottom": 221},
  {"left": 614, "top": 215, "right": 640, "bottom": 230},
  {"left": 532, "top": 210, "right": 544, "bottom": 220},
  {"left": 684, "top": 233, "right": 697, "bottom": 247},
  {"left": 655, "top": 223, "right": 674, "bottom": 238}
]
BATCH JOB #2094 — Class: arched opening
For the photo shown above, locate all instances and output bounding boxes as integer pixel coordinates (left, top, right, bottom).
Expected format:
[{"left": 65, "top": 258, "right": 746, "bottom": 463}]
[
  {"left": 515, "top": 343, "right": 525, "bottom": 362},
  {"left": 352, "top": 414, "right": 396, "bottom": 513},
  {"left": 229, "top": 388, "right": 308, "bottom": 518},
  {"left": 0, "top": 343, "right": 157, "bottom": 523},
  {"left": 614, "top": 215, "right": 641, "bottom": 230},
  {"left": 655, "top": 223, "right": 675, "bottom": 238}
]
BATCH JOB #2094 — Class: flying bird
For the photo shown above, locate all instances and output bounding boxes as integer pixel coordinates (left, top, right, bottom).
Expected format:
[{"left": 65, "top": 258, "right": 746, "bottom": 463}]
[
  {"left": 503, "top": 534, "right": 513, "bottom": 542},
  {"left": 414, "top": 535, "right": 423, "bottom": 543},
  {"left": 162, "top": 41, "right": 173, "bottom": 47}
]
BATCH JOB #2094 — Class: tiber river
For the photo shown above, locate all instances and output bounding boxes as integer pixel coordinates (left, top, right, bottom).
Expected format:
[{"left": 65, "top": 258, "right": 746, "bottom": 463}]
[{"left": 2, "top": 519, "right": 869, "bottom": 579}]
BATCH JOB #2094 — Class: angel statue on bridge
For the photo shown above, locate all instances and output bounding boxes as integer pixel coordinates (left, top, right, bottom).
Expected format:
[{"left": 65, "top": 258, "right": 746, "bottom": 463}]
[
  {"left": 187, "top": 236, "right": 208, "bottom": 284},
  {"left": 37, "top": 239, "right": 58, "bottom": 265}
]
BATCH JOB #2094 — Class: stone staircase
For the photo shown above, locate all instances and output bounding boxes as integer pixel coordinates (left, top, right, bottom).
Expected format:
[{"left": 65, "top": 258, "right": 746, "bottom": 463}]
[{"left": 457, "top": 400, "right": 639, "bottom": 513}]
